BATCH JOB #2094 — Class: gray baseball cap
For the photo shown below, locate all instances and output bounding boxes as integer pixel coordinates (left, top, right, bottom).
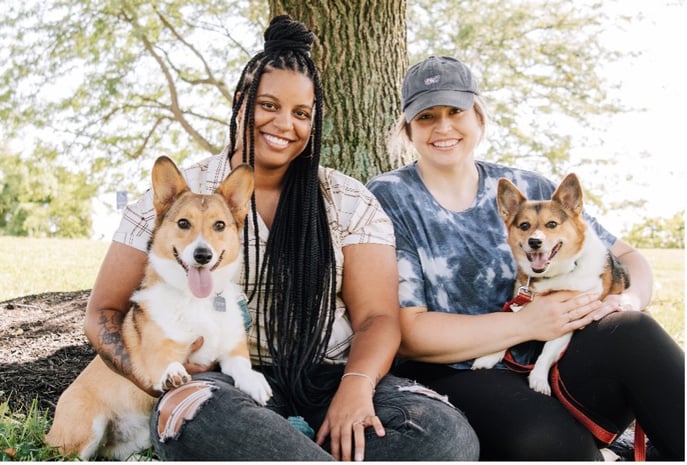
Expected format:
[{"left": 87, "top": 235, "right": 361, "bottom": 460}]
[{"left": 402, "top": 56, "right": 480, "bottom": 122}]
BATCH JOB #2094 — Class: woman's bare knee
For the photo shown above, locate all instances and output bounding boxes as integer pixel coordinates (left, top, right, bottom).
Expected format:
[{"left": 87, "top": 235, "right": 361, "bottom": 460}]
[{"left": 156, "top": 380, "right": 215, "bottom": 441}]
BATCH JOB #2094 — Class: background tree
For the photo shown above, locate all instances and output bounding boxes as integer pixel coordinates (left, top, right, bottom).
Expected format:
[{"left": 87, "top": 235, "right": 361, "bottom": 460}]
[
  {"left": 1, "top": 0, "right": 268, "bottom": 193},
  {"left": 1, "top": 0, "right": 661, "bottom": 238},
  {"left": 623, "top": 211, "right": 685, "bottom": 249},
  {"left": 269, "top": 0, "right": 407, "bottom": 181},
  {"left": 2, "top": 1, "right": 621, "bottom": 185},
  {"left": 0, "top": 148, "right": 95, "bottom": 237},
  {"left": 406, "top": 0, "right": 624, "bottom": 180}
]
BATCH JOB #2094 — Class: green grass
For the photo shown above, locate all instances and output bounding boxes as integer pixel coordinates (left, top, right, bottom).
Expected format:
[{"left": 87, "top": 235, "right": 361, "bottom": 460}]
[
  {"left": 1, "top": 238, "right": 682, "bottom": 339},
  {"left": 0, "top": 237, "right": 109, "bottom": 302},
  {"left": 0, "top": 400, "right": 67, "bottom": 461},
  {"left": 642, "top": 248, "right": 685, "bottom": 347},
  {"left": 0, "top": 238, "right": 683, "bottom": 460},
  {"left": 0, "top": 398, "right": 154, "bottom": 461}
]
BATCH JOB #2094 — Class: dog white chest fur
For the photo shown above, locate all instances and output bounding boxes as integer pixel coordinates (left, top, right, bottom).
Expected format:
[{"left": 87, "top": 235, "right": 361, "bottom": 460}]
[
  {"left": 471, "top": 173, "right": 629, "bottom": 396},
  {"left": 483, "top": 229, "right": 609, "bottom": 396},
  {"left": 137, "top": 250, "right": 263, "bottom": 396}
]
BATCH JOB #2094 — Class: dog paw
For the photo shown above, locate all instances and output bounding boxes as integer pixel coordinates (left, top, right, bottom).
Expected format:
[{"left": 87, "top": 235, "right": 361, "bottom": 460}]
[
  {"left": 529, "top": 373, "right": 552, "bottom": 396},
  {"left": 155, "top": 362, "right": 191, "bottom": 392},
  {"left": 221, "top": 358, "right": 273, "bottom": 405},
  {"left": 472, "top": 351, "right": 504, "bottom": 370},
  {"left": 235, "top": 370, "right": 273, "bottom": 406}
]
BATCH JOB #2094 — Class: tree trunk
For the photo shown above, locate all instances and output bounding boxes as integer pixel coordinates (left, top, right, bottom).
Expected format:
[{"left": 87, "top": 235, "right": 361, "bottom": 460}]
[{"left": 269, "top": 0, "right": 407, "bottom": 181}]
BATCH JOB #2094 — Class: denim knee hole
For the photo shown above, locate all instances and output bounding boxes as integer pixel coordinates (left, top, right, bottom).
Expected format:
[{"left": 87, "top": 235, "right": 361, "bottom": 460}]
[
  {"left": 156, "top": 380, "right": 216, "bottom": 442},
  {"left": 397, "top": 383, "right": 454, "bottom": 408}
]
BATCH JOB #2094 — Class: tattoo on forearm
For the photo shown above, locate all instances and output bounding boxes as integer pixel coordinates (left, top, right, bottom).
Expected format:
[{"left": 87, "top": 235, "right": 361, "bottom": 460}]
[{"left": 97, "top": 311, "right": 132, "bottom": 376}]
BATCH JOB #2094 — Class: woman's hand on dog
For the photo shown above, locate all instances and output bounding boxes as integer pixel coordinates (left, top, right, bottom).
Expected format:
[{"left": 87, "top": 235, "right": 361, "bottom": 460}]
[
  {"left": 519, "top": 291, "right": 604, "bottom": 340},
  {"left": 596, "top": 293, "right": 641, "bottom": 318},
  {"left": 184, "top": 336, "right": 218, "bottom": 374}
]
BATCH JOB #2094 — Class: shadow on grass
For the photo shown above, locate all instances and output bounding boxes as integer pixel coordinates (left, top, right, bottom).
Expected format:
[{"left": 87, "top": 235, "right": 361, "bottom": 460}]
[{"left": 1, "top": 344, "right": 95, "bottom": 416}]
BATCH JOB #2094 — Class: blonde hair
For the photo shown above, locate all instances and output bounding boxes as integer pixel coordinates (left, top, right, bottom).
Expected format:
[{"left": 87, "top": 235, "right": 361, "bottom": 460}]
[{"left": 388, "top": 94, "right": 490, "bottom": 164}]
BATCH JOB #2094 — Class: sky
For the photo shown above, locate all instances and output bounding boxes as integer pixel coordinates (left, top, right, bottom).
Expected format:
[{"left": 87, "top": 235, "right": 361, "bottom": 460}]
[
  {"left": 576, "top": 0, "right": 685, "bottom": 234},
  {"left": 91, "top": 1, "right": 686, "bottom": 240}
]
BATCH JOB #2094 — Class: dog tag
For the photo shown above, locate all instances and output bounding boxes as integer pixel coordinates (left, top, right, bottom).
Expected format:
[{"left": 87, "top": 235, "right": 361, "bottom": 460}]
[{"left": 213, "top": 295, "right": 226, "bottom": 312}]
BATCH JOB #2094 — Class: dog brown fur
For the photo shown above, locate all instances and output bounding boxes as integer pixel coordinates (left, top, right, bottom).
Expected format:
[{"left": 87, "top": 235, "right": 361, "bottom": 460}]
[
  {"left": 45, "top": 156, "right": 270, "bottom": 459},
  {"left": 472, "top": 173, "right": 630, "bottom": 395}
]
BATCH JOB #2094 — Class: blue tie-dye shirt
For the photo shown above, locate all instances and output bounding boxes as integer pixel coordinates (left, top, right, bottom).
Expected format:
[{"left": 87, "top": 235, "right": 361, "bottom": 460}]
[{"left": 367, "top": 160, "right": 617, "bottom": 369}]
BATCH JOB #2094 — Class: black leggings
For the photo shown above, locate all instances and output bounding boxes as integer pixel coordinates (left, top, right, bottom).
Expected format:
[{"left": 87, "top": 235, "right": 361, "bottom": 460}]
[{"left": 393, "top": 311, "right": 684, "bottom": 460}]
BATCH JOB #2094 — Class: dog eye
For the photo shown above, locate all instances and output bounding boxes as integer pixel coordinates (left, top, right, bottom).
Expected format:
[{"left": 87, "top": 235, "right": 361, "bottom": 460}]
[
  {"left": 213, "top": 221, "right": 226, "bottom": 232},
  {"left": 546, "top": 221, "right": 558, "bottom": 229},
  {"left": 177, "top": 219, "right": 191, "bottom": 230},
  {"left": 518, "top": 222, "right": 530, "bottom": 231}
]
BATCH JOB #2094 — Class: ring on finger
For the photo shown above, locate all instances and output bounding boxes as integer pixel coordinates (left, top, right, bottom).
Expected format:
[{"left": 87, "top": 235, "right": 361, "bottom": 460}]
[{"left": 353, "top": 419, "right": 365, "bottom": 426}]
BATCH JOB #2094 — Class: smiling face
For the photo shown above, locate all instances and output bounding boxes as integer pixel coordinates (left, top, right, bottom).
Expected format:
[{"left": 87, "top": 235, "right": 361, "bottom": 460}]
[
  {"left": 238, "top": 68, "right": 315, "bottom": 174},
  {"left": 408, "top": 105, "right": 483, "bottom": 169}
]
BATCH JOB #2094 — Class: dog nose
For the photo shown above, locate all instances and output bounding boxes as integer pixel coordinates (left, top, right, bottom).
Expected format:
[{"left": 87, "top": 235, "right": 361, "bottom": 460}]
[
  {"left": 528, "top": 237, "right": 542, "bottom": 250},
  {"left": 193, "top": 247, "right": 213, "bottom": 265}
]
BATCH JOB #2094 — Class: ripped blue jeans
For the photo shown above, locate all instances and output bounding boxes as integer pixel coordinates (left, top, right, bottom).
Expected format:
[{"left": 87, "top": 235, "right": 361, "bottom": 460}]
[{"left": 150, "top": 370, "right": 479, "bottom": 461}]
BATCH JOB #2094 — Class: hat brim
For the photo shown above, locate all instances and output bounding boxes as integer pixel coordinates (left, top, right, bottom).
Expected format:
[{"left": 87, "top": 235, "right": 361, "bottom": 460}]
[{"left": 404, "top": 90, "right": 476, "bottom": 122}]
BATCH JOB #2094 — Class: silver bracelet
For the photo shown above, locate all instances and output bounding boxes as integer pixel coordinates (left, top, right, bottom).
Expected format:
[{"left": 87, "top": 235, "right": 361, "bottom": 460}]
[{"left": 341, "top": 371, "right": 376, "bottom": 393}]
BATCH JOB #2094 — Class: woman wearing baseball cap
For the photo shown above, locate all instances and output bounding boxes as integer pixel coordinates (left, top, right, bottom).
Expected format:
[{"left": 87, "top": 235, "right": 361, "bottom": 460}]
[{"left": 367, "top": 56, "right": 684, "bottom": 460}]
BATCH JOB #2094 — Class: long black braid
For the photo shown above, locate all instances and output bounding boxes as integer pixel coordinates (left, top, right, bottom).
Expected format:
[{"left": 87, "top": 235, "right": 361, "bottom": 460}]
[{"left": 228, "top": 15, "right": 338, "bottom": 412}]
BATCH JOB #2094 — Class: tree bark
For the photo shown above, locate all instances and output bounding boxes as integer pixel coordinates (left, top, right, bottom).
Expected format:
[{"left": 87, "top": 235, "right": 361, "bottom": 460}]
[{"left": 269, "top": 0, "right": 407, "bottom": 181}]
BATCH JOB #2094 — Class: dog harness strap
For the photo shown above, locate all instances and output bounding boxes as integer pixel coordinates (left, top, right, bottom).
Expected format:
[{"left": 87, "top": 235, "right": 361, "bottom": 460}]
[{"left": 502, "top": 287, "right": 534, "bottom": 312}]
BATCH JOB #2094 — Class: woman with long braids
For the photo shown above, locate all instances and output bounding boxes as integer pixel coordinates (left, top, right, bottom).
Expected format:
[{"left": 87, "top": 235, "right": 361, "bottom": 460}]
[{"left": 83, "top": 16, "right": 478, "bottom": 461}]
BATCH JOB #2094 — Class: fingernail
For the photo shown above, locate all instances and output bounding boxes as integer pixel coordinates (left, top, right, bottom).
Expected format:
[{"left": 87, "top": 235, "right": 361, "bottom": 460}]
[{"left": 355, "top": 453, "right": 363, "bottom": 461}]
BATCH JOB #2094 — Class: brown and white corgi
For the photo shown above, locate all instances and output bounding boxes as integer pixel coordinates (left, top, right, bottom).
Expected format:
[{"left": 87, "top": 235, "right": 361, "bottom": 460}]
[
  {"left": 472, "top": 173, "right": 630, "bottom": 395},
  {"left": 45, "top": 156, "right": 271, "bottom": 460}
]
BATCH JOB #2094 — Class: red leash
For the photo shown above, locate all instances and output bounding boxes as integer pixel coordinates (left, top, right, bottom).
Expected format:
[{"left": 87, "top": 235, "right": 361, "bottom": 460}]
[
  {"left": 634, "top": 422, "right": 646, "bottom": 462},
  {"left": 504, "top": 285, "right": 534, "bottom": 310},
  {"left": 499, "top": 289, "right": 647, "bottom": 461}
]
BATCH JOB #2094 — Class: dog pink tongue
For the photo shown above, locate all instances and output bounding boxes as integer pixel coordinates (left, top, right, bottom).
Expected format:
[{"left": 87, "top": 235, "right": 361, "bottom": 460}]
[
  {"left": 188, "top": 267, "right": 213, "bottom": 298},
  {"left": 530, "top": 253, "right": 549, "bottom": 272}
]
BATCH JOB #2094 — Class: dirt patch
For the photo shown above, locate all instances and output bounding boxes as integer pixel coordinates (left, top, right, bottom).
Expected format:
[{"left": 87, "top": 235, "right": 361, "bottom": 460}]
[
  {"left": 0, "top": 290, "right": 95, "bottom": 415},
  {"left": 0, "top": 290, "right": 655, "bottom": 460}
]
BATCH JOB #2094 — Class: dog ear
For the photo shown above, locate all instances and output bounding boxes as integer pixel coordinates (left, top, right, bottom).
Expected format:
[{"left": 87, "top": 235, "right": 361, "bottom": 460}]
[
  {"left": 151, "top": 156, "right": 190, "bottom": 216},
  {"left": 217, "top": 164, "right": 255, "bottom": 229},
  {"left": 496, "top": 178, "right": 526, "bottom": 223},
  {"left": 552, "top": 173, "right": 583, "bottom": 215}
]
